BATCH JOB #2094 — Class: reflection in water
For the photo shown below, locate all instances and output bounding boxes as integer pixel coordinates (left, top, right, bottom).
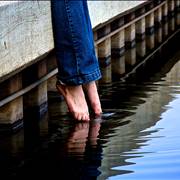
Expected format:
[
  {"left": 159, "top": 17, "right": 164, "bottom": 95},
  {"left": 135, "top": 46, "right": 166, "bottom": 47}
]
[
  {"left": 0, "top": 23, "right": 180, "bottom": 180},
  {"left": 98, "top": 49, "right": 180, "bottom": 179},
  {"left": 48, "top": 120, "right": 103, "bottom": 179}
]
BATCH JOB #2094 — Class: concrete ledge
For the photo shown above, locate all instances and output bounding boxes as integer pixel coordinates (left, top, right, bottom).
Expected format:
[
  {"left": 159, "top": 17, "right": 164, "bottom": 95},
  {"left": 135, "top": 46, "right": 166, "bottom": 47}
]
[
  {"left": 88, "top": 1, "right": 146, "bottom": 29},
  {"left": 0, "top": 1, "right": 54, "bottom": 82},
  {"left": 0, "top": 1, "right": 145, "bottom": 82}
]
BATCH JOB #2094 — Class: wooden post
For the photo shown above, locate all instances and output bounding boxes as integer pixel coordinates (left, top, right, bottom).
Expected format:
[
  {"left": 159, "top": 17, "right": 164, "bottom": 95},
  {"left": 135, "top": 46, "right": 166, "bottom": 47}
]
[
  {"left": 111, "top": 30, "right": 125, "bottom": 75},
  {"left": 136, "top": 9, "right": 146, "bottom": 41},
  {"left": 162, "top": 2, "right": 169, "bottom": 38},
  {"left": 93, "top": 31, "right": 98, "bottom": 42},
  {"left": 94, "top": 31, "right": 98, "bottom": 59},
  {"left": 155, "top": 7, "right": 162, "bottom": 44},
  {"left": 146, "top": 10, "right": 155, "bottom": 51},
  {"left": 168, "top": 0, "right": 175, "bottom": 17},
  {"left": 136, "top": 8, "right": 146, "bottom": 59},
  {"left": 47, "top": 75, "right": 57, "bottom": 92},
  {"left": 162, "top": 1, "right": 168, "bottom": 21},
  {"left": 175, "top": 0, "right": 180, "bottom": 10},
  {"left": 136, "top": 40, "right": 146, "bottom": 59},
  {"left": 168, "top": 0, "right": 175, "bottom": 32},
  {"left": 168, "top": 16, "right": 175, "bottom": 33},
  {"left": 23, "top": 60, "right": 48, "bottom": 116},
  {"left": 155, "top": 26, "right": 163, "bottom": 45},
  {"left": 175, "top": 0, "right": 180, "bottom": 27},
  {"left": 125, "top": 13, "right": 136, "bottom": 66},
  {"left": 93, "top": 31, "right": 100, "bottom": 87},
  {"left": 0, "top": 74, "right": 23, "bottom": 132},
  {"left": 125, "top": 47, "right": 136, "bottom": 67},
  {"left": 98, "top": 25, "right": 111, "bottom": 84},
  {"left": 47, "top": 54, "right": 58, "bottom": 93},
  {"left": 155, "top": 6, "right": 162, "bottom": 26}
]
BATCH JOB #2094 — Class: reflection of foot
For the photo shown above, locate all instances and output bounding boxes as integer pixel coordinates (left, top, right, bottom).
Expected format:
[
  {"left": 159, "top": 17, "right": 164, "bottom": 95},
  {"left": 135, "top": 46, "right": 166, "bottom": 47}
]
[
  {"left": 89, "top": 122, "right": 101, "bottom": 146},
  {"left": 83, "top": 81, "right": 102, "bottom": 116},
  {"left": 67, "top": 122, "right": 89, "bottom": 154},
  {"left": 69, "top": 122, "right": 90, "bottom": 141},
  {"left": 56, "top": 83, "right": 90, "bottom": 121}
]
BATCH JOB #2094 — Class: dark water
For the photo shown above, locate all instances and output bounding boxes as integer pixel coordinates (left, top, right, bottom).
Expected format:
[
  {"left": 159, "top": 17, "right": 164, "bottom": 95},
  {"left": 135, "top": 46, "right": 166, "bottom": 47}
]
[{"left": 0, "top": 34, "right": 180, "bottom": 179}]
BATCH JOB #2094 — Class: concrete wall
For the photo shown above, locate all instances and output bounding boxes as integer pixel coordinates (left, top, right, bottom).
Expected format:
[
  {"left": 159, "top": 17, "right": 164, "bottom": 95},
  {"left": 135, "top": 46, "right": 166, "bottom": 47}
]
[
  {"left": 88, "top": 1, "right": 146, "bottom": 28},
  {"left": 0, "top": 1, "right": 145, "bottom": 82},
  {"left": 0, "top": 1, "right": 54, "bottom": 82}
]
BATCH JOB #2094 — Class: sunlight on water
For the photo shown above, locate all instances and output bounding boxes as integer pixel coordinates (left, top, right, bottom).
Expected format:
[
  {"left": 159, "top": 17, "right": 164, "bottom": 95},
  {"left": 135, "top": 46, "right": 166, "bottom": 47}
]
[
  {"left": 106, "top": 95, "right": 180, "bottom": 180},
  {"left": 98, "top": 59, "right": 180, "bottom": 180}
]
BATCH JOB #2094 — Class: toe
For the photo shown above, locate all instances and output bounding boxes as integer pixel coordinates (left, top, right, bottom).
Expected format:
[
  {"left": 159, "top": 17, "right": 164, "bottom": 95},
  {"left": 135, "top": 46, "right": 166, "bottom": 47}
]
[
  {"left": 83, "top": 113, "right": 90, "bottom": 121},
  {"left": 94, "top": 108, "right": 102, "bottom": 116},
  {"left": 73, "top": 112, "right": 79, "bottom": 121}
]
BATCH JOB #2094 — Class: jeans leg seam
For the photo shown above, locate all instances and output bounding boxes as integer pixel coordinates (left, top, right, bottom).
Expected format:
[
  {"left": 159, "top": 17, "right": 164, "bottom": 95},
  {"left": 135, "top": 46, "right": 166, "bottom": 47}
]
[{"left": 64, "top": 0, "right": 80, "bottom": 76}]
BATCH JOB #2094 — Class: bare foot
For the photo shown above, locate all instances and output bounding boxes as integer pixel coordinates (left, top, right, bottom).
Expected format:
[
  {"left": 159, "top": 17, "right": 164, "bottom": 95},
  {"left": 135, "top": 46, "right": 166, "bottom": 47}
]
[
  {"left": 83, "top": 81, "right": 102, "bottom": 116},
  {"left": 56, "top": 83, "right": 90, "bottom": 121}
]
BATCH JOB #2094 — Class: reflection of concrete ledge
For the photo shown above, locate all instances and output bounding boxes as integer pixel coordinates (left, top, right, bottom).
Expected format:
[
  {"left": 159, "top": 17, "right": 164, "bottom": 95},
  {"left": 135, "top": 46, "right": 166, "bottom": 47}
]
[{"left": 0, "top": 1, "right": 145, "bottom": 82}]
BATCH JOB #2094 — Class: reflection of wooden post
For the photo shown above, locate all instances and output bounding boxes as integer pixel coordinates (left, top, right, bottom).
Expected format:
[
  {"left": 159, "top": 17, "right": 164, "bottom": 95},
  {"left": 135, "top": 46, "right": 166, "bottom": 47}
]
[
  {"left": 98, "top": 25, "right": 111, "bottom": 84},
  {"left": 0, "top": 74, "right": 23, "bottom": 132},
  {"left": 23, "top": 60, "right": 48, "bottom": 116},
  {"left": 136, "top": 8, "right": 146, "bottom": 59},
  {"left": 125, "top": 13, "right": 136, "bottom": 66},
  {"left": 111, "top": 30, "right": 125, "bottom": 75}
]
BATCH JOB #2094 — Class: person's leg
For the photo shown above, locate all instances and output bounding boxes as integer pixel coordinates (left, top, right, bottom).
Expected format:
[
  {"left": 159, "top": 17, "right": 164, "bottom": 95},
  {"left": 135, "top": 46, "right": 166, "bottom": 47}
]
[
  {"left": 51, "top": 0, "right": 102, "bottom": 120},
  {"left": 81, "top": 0, "right": 102, "bottom": 116}
]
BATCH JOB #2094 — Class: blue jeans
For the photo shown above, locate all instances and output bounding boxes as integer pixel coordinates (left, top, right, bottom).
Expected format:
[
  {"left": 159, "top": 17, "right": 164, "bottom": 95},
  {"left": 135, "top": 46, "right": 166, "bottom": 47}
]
[{"left": 51, "top": 0, "right": 101, "bottom": 85}]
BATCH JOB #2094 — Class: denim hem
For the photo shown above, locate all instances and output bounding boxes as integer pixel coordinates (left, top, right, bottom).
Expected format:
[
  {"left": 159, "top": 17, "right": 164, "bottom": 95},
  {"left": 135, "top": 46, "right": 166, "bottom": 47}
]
[{"left": 57, "top": 68, "right": 102, "bottom": 86}]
